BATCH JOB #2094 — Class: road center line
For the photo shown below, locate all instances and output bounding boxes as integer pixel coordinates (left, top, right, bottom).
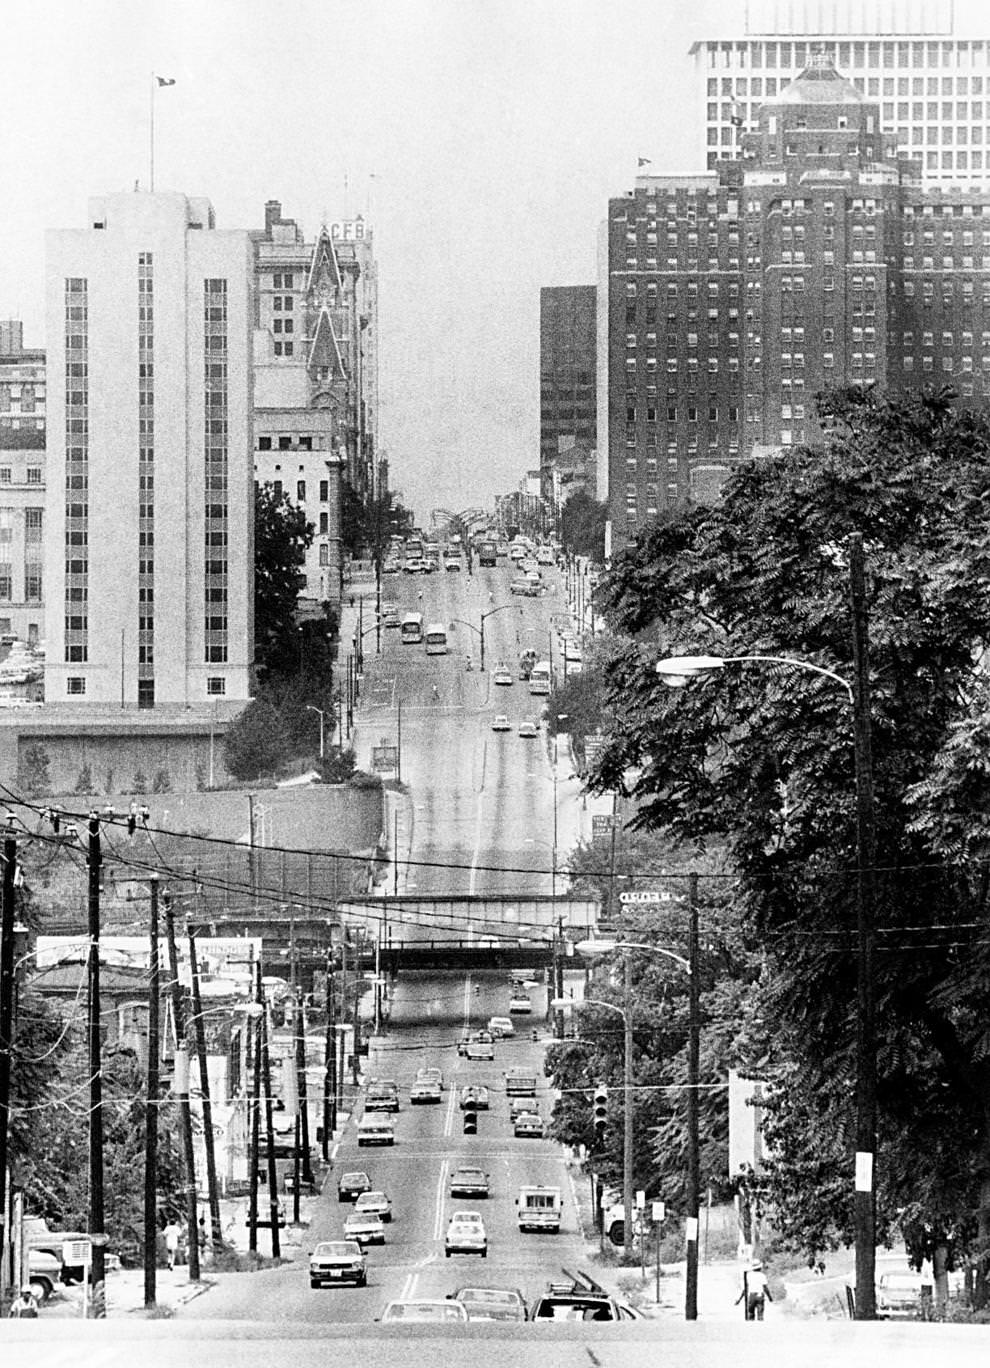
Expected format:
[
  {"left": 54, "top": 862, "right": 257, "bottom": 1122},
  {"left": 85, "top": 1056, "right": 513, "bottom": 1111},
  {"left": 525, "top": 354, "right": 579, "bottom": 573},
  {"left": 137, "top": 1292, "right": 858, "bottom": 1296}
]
[
  {"left": 468, "top": 739, "right": 488, "bottom": 897},
  {"left": 432, "top": 1157, "right": 449, "bottom": 1242}
]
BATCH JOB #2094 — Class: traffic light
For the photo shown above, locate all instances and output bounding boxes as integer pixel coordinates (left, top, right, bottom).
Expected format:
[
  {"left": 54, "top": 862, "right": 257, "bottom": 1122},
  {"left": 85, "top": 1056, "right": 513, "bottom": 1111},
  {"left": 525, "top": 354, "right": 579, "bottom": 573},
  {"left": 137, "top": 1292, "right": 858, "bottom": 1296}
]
[
  {"left": 593, "top": 1084, "right": 608, "bottom": 1150},
  {"left": 463, "top": 1105, "right": 478, "bottom": 1135}
]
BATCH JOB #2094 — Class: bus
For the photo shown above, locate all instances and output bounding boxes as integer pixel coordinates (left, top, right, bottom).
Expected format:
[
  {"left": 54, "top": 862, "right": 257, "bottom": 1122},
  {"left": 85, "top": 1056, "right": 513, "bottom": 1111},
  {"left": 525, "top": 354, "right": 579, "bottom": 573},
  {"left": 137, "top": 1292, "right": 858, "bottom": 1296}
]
[
  {"left": 478, "top": 540, "right": 497, "bottom": 567},
  {"left": 424, "top": 622, "right": 448, "bottom": 655},
  {"left": 404, "top": 537, "right": 424, "bottom": 562},
  {"left": 400, "top": 612, "right": 424, "bottom": 644},
  {"left": 528, "top": 660, "right": 552, "bottom": 695}
]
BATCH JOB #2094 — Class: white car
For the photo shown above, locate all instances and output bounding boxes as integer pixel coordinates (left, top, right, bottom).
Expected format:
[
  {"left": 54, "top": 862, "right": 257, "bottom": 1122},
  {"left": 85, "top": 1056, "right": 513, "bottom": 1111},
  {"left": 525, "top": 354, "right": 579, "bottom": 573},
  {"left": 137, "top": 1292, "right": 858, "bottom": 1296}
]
[
  {"left": 404, "top": 557, "right": 425, "bottom": 573},
  {"left": 492, "top": 713, "right": 511, "bottom": 732},
  {"left": 416, "top": 1066, "right": 444, "bottom": 1090},
  {"left": 488, "top": 1015, "right": 515, "bottom": 1037},
  {"left": 354, "top": 1190, "right": 392, "bottom": 1223},
  {"left": 493, "top": 664, "right": 513, "bottom": 686},
  {"left": 309, "top": 1239, "right": 367, "bottom": 1289},
  {"left": 343, "top": 1209, "right": 386, "bottom": 1245},
  {"left": 518, "top": 718, "right": 539, "bottom": 738},
  {"left": 379, "top": 1300, "right": 468, "bottom": 1323},
  {"left": 445, "top": 1211, "right": 488, "bottom": 1257},
  {"left": 509, "top": 994, "right": 532, "bottom": 1014}
]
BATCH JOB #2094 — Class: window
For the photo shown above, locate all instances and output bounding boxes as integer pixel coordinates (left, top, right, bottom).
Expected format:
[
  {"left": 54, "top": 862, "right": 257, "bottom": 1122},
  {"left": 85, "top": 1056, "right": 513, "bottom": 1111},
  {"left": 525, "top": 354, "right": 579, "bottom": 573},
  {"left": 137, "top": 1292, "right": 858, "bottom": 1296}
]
[
  {"left": 66, "top": 677, "right": 86, "bottom": 695},
  {"left": 26, "top": 467, "right": 41, "bottom": 484},
  {"left": 207, "top": 676, "right": 226, "bottom": 696},
  {"left": 296, "top": 480, "right": 306, "bottom": 501}
]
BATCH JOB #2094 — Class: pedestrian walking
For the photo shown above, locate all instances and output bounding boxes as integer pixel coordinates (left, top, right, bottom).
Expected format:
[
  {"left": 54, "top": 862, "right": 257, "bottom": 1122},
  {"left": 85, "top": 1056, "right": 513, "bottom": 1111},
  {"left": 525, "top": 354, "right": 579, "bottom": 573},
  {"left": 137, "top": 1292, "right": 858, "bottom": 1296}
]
[
  {"left": 735, "top": 1260, "right": 773, "bottom": 1320},
  {"left": 164, "top": 1218, "right": 182, "bottom": 1271}
]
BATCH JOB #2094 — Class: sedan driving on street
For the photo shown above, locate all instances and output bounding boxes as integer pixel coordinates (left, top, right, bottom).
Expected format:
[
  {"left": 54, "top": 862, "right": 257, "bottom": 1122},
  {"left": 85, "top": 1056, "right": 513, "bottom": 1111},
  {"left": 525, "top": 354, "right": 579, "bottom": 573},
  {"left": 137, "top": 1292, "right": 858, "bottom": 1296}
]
[
  {"left": 491, "top": 713, "right": 511, "bottom": 732},
  {"left": 445, "top": 1211, "right": 488, "bottom": 1257},
  {"left": 410, "top": 1077, "right": 442, "bottom": 1104},
  {"left": 343, "top": 1209, "right": 386, "bottom": 1245},
  {"left": 354, "top": 1190, "right": 392, "bottom": 1223},
  {"left": 448, "top": 1286, "right": 528, "bottom": 1322},
  {"left": 309, "top": 1240, "right": 367, "bottom": 1289},
  {"left": 449, "top": 1166, "right": 490, "bottom": 1199},
  {"left": 513, "top": 1111, "right": 545, "bottom": 1138},
  {"left": 493, "top": 664, "right": 513, "bottom": 686},
  {"left": 518, "top": 718, "right": 539, "bottom": 738},
  {"left": 337, "top": 1171, "right": 372, "bottom": 1202}
]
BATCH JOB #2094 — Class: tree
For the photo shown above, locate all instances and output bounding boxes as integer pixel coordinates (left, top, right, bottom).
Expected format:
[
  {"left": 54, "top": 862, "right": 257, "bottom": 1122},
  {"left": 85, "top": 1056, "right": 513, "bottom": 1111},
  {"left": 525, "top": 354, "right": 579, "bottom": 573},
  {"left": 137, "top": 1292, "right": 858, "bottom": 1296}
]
[
  {"left": 594, "top": 385, "right": 990, "bottom": 1274},
  {"left": 560, "top": 490, "right": 607, "bottom": 562},
  {"left": 255, "top": 482, "right": 314, "bottom": 679},
  {"left": 223, "top": 698, "right": 288, "bottom": 780},
  {"left": 18, "top": 743, "right": 51, "bottom": 798}
]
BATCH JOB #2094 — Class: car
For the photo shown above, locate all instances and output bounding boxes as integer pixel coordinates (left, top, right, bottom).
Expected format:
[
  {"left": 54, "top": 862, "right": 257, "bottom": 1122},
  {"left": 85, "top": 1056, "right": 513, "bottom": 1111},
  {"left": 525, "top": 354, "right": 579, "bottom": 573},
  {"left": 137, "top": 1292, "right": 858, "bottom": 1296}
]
[
  {"left": 448, "top": 1286, "right": 528, "bottom": 1322},
  {"left": 343, "top": 1210, "right": 386, "bottom": 1245},
  {"left": 491, "top": 713, "right": 511, "bottom": 732},
  {"left": 379, "top": 1299, "right": 469, "bottom": 1323},
  {"left": 410, "top": 1077, "right": 442, "bottom": 1104},
  {"left": 493, "top": 664, "right": 513, "bottom": 686},
  {"left": 518, "top": 719, "right": 539, "bottom": 738},
  {"left": 365, "top": 1083, "right": 400, "bottom": 1112},
  {"left": 382, "top": 559, "right": 401, "bottom": 575},
  {"left": 488, "top": 1015, "right": 515, "bottom": 1037},
  {"left": 509, "top": 994, "right": 532, "bottom": 1014},
  {"left": 444, "top": 555, "right": 462, "bottom": 571},
  {"left": 459, "top": 1084, "right": 490, "bottom": 1110},
  {"left": 465, "top": 1036, "right": 495, "bottom": 1061},
  {"left": 537, "top": 548, "right": 555, "bottom": 566},
  {"left": 450, "top": 1166, "right": 490, "bottom": 1199},
  {"left": 337, "top": 1170, "right": 373, "bottom": 1202},
  {"left": 422, "top": 557, "right": 438, "bottom": 573},
  {"left": 416, "top": 1066, "right": 444, "bottom": 1090},
  {"left": 403, "top": 556, "right": 425, "bottom": 573},
  {"left": 510, "top": 577, "right": 531, "bottom": 596},
  {"left": 508, "top": 1096, "right": 533, "bottom": 1121},
  {"left": 876, "top": 1271, "right": 929, "bottom": 1319},
  {"left": 445, "top": 1211, "right": 488, "bottom": 1257},
  {"left": 457, "top": 1032, "right": 472, "bottom": 1056},
  {"left": 381, "top": 602, "right": 401, "bottom": 628},
  {"left": 496, "top": 543, "right": 509, "bottom": 558},
  {"left": 309, "top": 1239, "right": 368, "bottom": 1288},
  {"left": 354, "top": 1190, "right": 392, "bottom": 1223},
  {"left": 513, "top": 1111, "right": 545, "bottom": 1138},
  {"left": 530, "top": 1271, "right": 642, "bottom": 1322}
]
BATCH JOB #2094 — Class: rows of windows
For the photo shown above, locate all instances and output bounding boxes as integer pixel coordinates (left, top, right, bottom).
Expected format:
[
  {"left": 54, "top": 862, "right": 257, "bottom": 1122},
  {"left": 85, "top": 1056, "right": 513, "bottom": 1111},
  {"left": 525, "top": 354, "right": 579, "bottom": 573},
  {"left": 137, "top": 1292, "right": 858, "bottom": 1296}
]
[
  {"left": 204, "top": 279, "right": 228, "bottom": 667},
  {"left": 137, "top": 252, "right": 154, "bottom": 706},
  {"left": 707, "top": 41, "right": 989, "bottom": 75},
  {"left": 64, "top": 278, "right": 87, "bottom": 665}
]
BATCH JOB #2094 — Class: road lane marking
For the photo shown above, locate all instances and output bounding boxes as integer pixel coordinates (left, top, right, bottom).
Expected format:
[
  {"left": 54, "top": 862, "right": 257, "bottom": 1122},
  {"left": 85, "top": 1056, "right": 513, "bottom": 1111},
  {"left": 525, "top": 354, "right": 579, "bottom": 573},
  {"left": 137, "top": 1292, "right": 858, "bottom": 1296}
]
[
  {"left": 443, "top": 1077, "right": 458, "bottom": 1138},
  {"left": 468, "top": 740, "right": 488, "bottom": 897},
  {"left": 432, "top": 1158, "right": 449, "bottom": 1241}
]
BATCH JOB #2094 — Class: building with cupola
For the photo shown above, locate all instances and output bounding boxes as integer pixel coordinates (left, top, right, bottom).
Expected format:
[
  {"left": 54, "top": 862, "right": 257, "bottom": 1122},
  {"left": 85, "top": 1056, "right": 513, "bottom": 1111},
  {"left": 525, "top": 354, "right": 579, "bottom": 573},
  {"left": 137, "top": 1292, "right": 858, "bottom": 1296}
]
[
  {"left": 600, "top": 54, "right": 990, "bottom": 553},
  {"left": 252, "top": 201, "right": 379, "bottom": 612}
]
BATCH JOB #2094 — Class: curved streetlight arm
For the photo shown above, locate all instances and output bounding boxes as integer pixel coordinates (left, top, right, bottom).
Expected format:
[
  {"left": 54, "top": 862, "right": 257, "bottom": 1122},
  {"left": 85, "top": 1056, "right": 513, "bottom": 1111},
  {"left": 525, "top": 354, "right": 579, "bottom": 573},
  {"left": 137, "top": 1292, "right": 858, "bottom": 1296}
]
[
  {"left": 552, "top": 994, "right": 626, "bottom": 1021},
  {"left": 448, "top": 617, "right": 481, "bottom": 640},
  {"left": 656, "top": 653, "right": 852, "bottom": 702},
  {"left": 576, "top": 937, "right": 691, "bottom": 974}
]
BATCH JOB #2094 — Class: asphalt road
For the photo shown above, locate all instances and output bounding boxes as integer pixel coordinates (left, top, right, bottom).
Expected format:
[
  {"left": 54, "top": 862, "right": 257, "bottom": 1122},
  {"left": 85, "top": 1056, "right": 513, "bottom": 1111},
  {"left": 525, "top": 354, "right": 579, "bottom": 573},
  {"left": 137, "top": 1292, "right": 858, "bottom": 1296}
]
[{"left": 181, "top": 968, "right": 582, "bottom": 1323}]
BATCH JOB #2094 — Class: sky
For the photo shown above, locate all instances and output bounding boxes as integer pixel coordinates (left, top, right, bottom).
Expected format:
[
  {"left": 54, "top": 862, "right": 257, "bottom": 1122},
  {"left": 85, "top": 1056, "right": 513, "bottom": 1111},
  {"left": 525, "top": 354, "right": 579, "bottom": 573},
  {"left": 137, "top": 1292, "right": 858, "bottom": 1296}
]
[{"left": 0, "top": 0, "right": 716, "bottom": 523}]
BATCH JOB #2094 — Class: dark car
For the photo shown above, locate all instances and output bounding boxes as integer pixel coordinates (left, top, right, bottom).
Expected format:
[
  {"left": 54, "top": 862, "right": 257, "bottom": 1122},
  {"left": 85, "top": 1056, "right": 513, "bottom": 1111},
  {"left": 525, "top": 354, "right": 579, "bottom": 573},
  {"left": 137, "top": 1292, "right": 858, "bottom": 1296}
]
[
  {"left": 450, "top": 1166, "right": 490, "bottom": 1199},
  {"left": 448, "top": 1286, "right": 528, "bottom": 1322},
  {"left": 337, "top": 1170, "right": 373, "bottom": 1202}
]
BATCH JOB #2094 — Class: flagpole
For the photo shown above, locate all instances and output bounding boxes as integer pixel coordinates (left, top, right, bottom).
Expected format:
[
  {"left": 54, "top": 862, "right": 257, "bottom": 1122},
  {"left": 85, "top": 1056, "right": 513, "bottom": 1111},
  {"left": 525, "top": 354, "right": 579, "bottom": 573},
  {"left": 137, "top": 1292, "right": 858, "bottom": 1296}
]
[{"left": 150, "top": 73, "right": 155, "bottom": 192}]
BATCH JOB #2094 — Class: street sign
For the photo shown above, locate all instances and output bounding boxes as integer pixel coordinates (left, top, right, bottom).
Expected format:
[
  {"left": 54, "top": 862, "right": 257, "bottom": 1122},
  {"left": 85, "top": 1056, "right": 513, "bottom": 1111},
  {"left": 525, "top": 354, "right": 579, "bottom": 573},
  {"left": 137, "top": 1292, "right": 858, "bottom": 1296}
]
[
  {"left": 652, "top": 1200, "right": 666, "bottom": 1223},
  {"left": 371, "top": 744, "right": 398, "bottom": 773},
  {"left": 619, "top": 889, "right": 684, "bottom": 906},
  {"left": 591, "top": 815, "right": 614, "bottom": 839},
  {"left": 584, "top": 734, "right": 606, "bottom": 768}
]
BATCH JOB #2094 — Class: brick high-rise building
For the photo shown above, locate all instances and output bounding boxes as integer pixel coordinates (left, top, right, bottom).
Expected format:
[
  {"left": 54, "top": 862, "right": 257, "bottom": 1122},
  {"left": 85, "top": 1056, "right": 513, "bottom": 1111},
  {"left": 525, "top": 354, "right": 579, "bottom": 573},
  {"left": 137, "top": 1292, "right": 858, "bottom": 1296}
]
[
  {"left": 692, "top": 0, "right": 989, "bottom": 189},
  {"left": 540, "top": 286, "right": 597, "bottom": 518},
  {"left": 602, "top": 54, "right": 990, "bottom": 552}
]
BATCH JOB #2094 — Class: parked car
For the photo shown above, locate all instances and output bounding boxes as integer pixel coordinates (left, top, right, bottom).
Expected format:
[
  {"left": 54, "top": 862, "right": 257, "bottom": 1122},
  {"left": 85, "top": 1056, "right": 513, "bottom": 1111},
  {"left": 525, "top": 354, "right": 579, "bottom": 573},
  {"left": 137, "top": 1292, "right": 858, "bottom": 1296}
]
[
  {"left": 337, "top": 1170, "right": 372, "bottom": 1202},
  {"left": 876, "top": 1271, "right": 930, "bottom": 1319},
  {"left": 444, "top": 555, "right": 462, "bottom": 572},
  {"left": 445, "top": 1211, "right": 488, "bottom": 1257},
  {"left": 309, "top": 1239, "right": 367, "bottom": 1288},
  {"left": 450, "top": 1166, "right": 490, "bottom": 1199},
  {"left": 510, "top": 577, "right": 531, "bottom": 596}
]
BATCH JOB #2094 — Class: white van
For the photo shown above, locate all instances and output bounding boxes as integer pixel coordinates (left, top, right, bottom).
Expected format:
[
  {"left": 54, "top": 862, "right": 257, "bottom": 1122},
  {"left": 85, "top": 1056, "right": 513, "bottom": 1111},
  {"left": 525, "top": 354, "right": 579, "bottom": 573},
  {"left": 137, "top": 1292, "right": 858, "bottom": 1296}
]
[{"left": 357, "top": 1115, "right": 395, "bottom": 1147}]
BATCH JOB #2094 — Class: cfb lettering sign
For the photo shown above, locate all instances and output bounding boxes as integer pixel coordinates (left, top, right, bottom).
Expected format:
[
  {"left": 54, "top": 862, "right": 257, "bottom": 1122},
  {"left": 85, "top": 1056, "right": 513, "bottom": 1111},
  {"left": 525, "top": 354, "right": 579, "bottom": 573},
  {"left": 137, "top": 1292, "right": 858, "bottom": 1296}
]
[
  {"left": 619, "top": 890, "right": 683, "bottom": 905},
  {"left": 330, "top": 220, "right": 367, "bottom": 241}
]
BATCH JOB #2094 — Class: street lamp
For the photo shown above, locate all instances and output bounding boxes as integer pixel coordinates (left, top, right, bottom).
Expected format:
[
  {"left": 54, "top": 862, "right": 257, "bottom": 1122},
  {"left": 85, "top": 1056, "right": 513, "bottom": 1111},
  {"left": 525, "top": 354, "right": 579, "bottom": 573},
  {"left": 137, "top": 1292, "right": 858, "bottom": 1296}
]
[
  {"left": 478, "top": 602, "right": 515, "bottom": 671},
  {"left": 572, "top": 933, "right": 696, "bottom": 1315},
  {"left": 652, "top": 537, "right": 877, "bottom": 1320},
  {"left": 305, "top": 705, "right": 326, "bottom": 760}
]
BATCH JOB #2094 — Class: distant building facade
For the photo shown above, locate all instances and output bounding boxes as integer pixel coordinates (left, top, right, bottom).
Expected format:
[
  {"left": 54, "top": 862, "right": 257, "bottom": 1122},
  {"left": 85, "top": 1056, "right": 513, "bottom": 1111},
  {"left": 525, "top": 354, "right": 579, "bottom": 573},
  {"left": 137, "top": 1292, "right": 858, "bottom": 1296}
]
[
  {"left": 540, "top": 286, "right": 597, "bottom": 517},
  {"left": 252, "top": 203, "right": 379, "bottom": 608},
  {"left": 0, "top": 324, "right": 46, "bottom": 643},
  {"left": 602, "top": 56, "right": 990, "bottom": 552},
  {"left": 44, "top": 192, "right": 255, "bottom": 706},
  {"left": 692, "top": 0, "right": 990, "bottom": 189}
]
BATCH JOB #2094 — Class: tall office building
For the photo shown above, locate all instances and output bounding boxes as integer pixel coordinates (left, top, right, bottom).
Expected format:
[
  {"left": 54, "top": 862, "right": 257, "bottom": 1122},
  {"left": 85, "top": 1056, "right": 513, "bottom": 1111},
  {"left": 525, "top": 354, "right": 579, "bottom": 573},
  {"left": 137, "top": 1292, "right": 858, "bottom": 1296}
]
[
  {"left": 602, "top": 55, "right": 990, "bottom": 552},
  {"left": 693, "top": 0, "right": 989, "bottom": 188},
  {"left": 44, "top": 192, "right": 255, "bottom": 707},
  {"left": 540, "top": 286, "right": 597, "bottom": 515}
]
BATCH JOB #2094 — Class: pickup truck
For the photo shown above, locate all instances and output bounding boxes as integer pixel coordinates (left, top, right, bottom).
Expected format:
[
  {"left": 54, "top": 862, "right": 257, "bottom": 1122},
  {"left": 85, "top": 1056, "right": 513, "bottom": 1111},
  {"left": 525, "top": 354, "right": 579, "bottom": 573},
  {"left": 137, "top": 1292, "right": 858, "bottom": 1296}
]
[{"left": 516, "top": 1185, "right": 562, "bottom": 1233}]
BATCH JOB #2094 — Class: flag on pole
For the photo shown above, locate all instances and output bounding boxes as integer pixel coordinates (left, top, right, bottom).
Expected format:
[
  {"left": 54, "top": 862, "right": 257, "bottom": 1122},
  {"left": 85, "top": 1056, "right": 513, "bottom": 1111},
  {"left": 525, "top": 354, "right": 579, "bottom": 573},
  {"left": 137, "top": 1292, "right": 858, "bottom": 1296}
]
[
  {"left": 637, "top": 156, "right": 652, "bottom": 167},
  {"left": 155, "top": 75, "right": 176, "bottom": 87}
]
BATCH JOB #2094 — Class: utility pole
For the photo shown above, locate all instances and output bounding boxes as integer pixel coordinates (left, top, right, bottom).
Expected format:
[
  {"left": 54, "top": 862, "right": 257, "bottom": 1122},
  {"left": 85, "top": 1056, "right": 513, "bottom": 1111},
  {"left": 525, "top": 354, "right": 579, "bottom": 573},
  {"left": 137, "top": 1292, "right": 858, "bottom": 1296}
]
[
  {"left": 622, "top": 952, "right": 634, "bottom": 1262},
  {"left": 247, "top": 793, "right": 257, "bottom": 902},
  {"left": 87, "top": 812, "right": 107, "bottom": 1305},
  {"left": 850, "top": 533, "right": 878, "bottom": 1321},
  {"left": 143, "top": 876, "right": 160, "bottom": 1309},
  {"left": 0, "top": 820, "right": 16, "bottom": 1296},
  {"left": 259, "top": 985, "right": 281, "bottom": 1257},
  {"left": 322, "top": 956, "right": 336, "bottom": 1160},
  {"left": 188, "top": 930, "right": 222, "bottom": 1249},
  {"left": 162, "top": 893, "right": 200, "bottom": 1281},
  {"left": 685, "top": 871, "right": 700, "bottom": 1321},
  {"left": 247, "top": 962, "right": 262, "bottom": 1253},
  {"left": 396, "top": 699, "right": 402, "bottom": 784}
]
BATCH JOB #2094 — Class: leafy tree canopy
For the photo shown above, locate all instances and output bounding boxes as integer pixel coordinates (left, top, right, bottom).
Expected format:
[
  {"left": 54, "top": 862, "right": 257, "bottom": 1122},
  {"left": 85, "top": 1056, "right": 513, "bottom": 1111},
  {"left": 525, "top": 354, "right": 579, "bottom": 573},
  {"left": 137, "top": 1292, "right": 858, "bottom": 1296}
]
[
  {"left": 560, "top": 490, "right": 607, "bottom": 562},
  {"left": 255, "top": 482, "right": 313, "bottom": 678},
  {"left": 593, "top": 385, "right": 990, "bottom": 1267}
]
